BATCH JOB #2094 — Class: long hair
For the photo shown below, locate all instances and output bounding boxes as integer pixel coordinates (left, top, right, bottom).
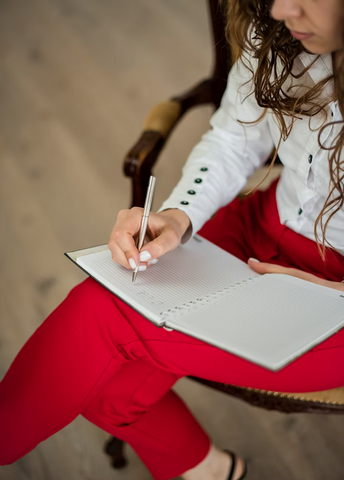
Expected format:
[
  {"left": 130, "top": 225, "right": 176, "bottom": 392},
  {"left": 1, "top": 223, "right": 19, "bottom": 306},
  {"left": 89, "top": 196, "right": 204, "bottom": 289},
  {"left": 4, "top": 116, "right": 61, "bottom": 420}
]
[{"left": 224, "top": 0, "right": 344, "bottom": 258}]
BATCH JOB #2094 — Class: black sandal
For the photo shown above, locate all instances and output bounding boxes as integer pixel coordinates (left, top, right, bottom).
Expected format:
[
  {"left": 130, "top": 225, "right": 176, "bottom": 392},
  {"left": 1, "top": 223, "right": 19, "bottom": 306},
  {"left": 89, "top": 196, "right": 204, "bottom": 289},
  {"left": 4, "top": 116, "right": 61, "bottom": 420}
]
[{"left": 224, "top": 450, "right": 247, "bottom": 480}]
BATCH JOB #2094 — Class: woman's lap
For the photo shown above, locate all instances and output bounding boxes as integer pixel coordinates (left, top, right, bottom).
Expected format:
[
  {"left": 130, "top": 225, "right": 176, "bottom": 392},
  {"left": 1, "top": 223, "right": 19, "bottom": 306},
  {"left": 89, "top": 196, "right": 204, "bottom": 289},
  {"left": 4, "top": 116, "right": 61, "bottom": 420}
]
[
  {"left": 64, "top": 180, "right": 343, "bottom": 394},
  {"left": 4, "top": 179, "right": 343, "bottom": 400},
  {"left": 114, "top": 283, "right": 344, "bottom": 393},
  {"left": 119, "top": 179, "right": 344, "bottom": 392}
]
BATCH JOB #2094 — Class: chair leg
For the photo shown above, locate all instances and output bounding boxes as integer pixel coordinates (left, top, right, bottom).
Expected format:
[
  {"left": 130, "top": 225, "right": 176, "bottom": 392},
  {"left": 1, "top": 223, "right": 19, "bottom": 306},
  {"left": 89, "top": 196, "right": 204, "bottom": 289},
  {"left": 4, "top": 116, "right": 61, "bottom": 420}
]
[{"left": 104, "top": 436, "right": 128, "bottom": 469}]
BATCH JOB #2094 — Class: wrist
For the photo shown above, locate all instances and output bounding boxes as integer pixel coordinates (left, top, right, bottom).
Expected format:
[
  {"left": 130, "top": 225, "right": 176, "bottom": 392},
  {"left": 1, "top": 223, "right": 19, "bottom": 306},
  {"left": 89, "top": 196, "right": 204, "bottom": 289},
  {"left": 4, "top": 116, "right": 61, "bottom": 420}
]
[{"left": 158, "top": 209, "right": 191, "bottom": 238}]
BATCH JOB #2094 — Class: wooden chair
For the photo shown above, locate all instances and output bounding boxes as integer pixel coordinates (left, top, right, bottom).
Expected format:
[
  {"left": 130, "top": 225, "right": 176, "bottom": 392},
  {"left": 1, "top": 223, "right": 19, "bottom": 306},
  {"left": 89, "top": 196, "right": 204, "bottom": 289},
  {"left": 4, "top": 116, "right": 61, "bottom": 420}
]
[{"left": 104, "top": 0, "right": 344, "bottom": 469}]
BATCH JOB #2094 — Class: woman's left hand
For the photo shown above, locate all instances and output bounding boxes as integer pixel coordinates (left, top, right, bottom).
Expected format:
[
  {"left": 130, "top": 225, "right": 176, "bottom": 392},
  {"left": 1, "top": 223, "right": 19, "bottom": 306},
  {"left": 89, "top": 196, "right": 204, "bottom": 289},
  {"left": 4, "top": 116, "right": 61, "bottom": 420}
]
[{"left": 247, "top": 258, "right": 344, "bottom": 292}]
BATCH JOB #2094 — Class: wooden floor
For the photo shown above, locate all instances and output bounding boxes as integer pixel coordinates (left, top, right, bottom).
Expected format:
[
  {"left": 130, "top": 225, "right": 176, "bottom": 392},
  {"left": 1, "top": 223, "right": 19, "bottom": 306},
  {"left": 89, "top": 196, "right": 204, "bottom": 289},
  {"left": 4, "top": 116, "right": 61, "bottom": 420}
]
[{"left": 1, "top": 0, "right": 344, "bottom": 479}]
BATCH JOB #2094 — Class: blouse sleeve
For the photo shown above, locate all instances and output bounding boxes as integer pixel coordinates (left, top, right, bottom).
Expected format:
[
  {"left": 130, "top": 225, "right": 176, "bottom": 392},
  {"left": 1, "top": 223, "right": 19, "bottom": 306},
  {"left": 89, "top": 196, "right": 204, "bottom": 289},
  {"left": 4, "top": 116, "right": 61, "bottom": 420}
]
[{"left": 157, "top": 57, "right": 275, "bottom": 241}]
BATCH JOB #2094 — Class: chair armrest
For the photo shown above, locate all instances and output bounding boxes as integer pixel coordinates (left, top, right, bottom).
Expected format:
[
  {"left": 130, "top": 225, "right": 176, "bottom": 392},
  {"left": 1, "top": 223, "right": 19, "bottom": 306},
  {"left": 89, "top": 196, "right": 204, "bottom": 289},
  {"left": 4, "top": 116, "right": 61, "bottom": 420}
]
[
  {"left": 142, "top": 100, "right": 182, "bottom": 138},
  {"left": 123, "top": 78, "right": 216, "bottom": 207}
]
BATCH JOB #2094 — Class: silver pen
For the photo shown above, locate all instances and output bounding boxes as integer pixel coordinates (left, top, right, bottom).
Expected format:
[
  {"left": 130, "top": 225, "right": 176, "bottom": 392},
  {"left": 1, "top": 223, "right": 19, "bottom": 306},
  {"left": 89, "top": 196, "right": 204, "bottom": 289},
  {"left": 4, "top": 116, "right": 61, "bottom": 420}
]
[{"left": 132, "top": 175, "right": 156, "bottom": 283}]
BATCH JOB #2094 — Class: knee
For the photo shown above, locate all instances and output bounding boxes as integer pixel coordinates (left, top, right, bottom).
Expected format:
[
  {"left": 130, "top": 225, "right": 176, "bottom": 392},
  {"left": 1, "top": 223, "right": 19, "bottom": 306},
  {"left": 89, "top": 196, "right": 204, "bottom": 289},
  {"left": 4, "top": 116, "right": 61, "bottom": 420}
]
[
  {"left": 69, "top": 278, "right": 115, "bottom": 312},
  {"left": 0, "top": 409, "right": 19, "bottom": 465},
  {"left": 0, "top": 451, "right": 16, "bottom": 466},
  {"left": 64, "top": 277, "right": 118, "bottom": 329},
  {"left": 0, "top": 399, "right": 45, "bottom": 466},
  {"left": 68, "top": 277, "right": 111, "bottom": 306},
  {"left": 0, "top": 381, "right": 41, "bottom": 465},
  {"left": 0, "top": 439, "right": 27, "bottom": 465}
]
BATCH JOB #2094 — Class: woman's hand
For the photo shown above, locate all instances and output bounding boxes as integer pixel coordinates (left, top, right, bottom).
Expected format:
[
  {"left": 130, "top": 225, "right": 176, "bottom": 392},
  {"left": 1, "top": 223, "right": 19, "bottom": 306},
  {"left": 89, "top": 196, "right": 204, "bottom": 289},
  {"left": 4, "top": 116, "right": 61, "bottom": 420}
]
[
  {"left": 247, "top": 258, "right": 344, "bottom": 292},
  {"left": 108, "top": 208, "right": 191, "bottom": 271}
]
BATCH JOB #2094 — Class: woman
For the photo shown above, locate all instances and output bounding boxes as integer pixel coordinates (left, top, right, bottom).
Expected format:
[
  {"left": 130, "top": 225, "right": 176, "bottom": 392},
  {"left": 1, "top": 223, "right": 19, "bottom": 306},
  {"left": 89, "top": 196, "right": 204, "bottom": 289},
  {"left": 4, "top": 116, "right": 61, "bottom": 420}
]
[{"left": 1, "top": 0, "right": 343, "bottom": 479}]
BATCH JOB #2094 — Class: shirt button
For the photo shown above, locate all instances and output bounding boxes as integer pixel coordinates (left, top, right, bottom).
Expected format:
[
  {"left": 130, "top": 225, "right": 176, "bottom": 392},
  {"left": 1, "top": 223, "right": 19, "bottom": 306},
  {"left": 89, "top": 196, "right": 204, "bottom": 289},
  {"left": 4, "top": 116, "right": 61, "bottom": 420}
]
[
  {"left": 331, "top": 111, "right": 334, "bottom": 117},
  {"left": 187, "top": 190, "right": 196, "bottom": 195},
  {"left": 308, "top": 155, "right": 313, "bottom": 164},
  {"left": 194, "top": 178, "right": 202, "bottom": 184},
  {"left": 298, "top": 208, "right": 303, "bottom": 215},
  {"left": 200, "top": 167, "right": 208, "bottom": 172},
  {"left": 180, "top": 201, "right": 189, "bottom": 205}
]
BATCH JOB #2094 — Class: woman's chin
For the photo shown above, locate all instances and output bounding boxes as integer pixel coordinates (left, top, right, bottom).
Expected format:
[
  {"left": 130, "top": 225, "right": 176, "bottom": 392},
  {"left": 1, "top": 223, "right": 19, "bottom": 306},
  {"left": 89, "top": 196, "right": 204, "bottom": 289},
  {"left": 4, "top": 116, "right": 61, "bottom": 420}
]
[{"left": 301, "top": 38, "right": 337, "bottom": 55}]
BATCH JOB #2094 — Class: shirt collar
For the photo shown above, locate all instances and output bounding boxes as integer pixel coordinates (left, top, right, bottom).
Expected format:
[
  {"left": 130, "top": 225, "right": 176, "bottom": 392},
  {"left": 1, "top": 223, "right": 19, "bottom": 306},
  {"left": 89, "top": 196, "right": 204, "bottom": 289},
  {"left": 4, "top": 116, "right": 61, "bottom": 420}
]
[{"left": 298, "top": 51, "right": 333, "bottom": 85}]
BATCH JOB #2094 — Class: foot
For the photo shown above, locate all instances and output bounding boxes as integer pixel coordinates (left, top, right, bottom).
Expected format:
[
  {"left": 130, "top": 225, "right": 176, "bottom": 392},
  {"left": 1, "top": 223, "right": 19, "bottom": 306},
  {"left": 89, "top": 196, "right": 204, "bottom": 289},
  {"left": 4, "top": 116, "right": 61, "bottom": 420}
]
[
  {"left": 224, "top": 450, "right": 246, "bottom": 480},
  {"left": 181, "top": 444, "right": 246, "bottom": 480}
]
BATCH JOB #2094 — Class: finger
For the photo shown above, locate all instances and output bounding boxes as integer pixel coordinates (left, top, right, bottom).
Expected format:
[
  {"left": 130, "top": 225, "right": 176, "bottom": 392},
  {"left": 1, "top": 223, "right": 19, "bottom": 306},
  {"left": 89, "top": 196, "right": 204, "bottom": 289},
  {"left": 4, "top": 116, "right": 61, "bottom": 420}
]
[
  {"left": 248, "top": 258, "right": 291, "bottom": 275},
  {"left": 108, "top": 242, "right": 152, "bottom": 272},
  {"left": 139, "top": 250, "right": 153, "bottom": 263},
  {"left": 146, "top": 259, "right": 159, "bottom": 268},
  {"left": 148, "top": 259, "right": 159, "bottom": 266},
  {"left": 247, "top": 258, "right": 326, "bottom": 286},
  {"left": 132, "top": 259, "right": 159, "bottom": 271},
  {"left": 109, "top": 242, "right": 134, "bottom": 269},
  {"left": 108, "top": 242, "right": 159, "bottom": 270},
  {"left": 138, "top": 229, "right": 181, "bottom": 261},
  {"left": 108, "top": 207, "right": 146, "bottom": 267},
  {"left": 110, "top": 230, "right": 140, "bottom": 268}
]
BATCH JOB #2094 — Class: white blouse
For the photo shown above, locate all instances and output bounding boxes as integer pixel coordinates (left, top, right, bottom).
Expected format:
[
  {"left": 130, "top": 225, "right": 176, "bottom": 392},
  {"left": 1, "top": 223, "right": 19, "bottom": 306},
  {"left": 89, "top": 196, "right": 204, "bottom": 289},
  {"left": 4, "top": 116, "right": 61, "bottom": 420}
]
[{"left": 158, "top": 51, "right": 344, "bottom": 256}]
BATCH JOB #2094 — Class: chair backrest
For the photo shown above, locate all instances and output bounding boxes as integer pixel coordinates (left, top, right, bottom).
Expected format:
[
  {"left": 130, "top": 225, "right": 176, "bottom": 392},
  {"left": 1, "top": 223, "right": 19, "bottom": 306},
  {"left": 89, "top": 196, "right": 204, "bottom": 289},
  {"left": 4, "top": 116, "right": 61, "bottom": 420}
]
[
  {"left": 207, "top": 0, "right": 242, "bottom": 108},
  {"left": 170, "top": 0, "right": 239, "bottom": 115},
  {"left": 124, "top": 0, "right": 246, "bottom": 208}
]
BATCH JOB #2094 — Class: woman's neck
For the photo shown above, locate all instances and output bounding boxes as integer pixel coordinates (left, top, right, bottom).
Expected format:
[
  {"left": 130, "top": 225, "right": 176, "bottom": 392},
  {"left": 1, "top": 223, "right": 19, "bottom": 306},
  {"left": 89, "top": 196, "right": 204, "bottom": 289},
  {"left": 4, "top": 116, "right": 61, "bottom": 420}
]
[{"left": 332, "top": 49, "right": 344, "bottom": 71}]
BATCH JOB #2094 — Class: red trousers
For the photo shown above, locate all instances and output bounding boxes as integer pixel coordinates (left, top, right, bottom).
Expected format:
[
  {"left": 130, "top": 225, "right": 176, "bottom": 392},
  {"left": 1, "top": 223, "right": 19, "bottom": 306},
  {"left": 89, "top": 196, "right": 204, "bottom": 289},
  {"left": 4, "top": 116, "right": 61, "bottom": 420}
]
[{"left": 1, "top": 180, "right": 344, "bottom": 480}]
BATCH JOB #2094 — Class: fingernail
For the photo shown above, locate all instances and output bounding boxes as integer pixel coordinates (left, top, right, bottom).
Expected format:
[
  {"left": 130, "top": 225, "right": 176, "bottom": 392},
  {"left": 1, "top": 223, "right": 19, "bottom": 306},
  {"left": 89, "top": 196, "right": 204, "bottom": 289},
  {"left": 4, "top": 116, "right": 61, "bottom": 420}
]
[
  {"left": 148, "top": 259, "right": 158, "bottom": 265},
  {"left": 138, "top": 265, "right": 147, "bottom": 271},
  {"left": 249, "top": 258, "right": 260, "bottom": 262},
  {"left": 139, "top": 251, "right": 151, "bottom": 262},
  {"left": 129, "top": 258, "right": 136, "bottom": 269}
]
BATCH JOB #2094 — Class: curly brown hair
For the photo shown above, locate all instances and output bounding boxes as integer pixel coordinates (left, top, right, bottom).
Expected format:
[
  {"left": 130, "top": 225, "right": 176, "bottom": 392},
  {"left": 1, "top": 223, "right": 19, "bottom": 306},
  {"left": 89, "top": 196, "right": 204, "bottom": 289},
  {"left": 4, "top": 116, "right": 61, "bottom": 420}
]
[{"left": 223, "top": 0, "right": 344, "bottom": 258}]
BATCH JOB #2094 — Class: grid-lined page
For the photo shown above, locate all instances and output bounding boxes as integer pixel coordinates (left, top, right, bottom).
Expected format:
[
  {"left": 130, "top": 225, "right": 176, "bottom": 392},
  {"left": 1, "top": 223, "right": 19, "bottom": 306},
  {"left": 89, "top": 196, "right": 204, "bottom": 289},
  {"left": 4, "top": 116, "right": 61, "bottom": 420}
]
[
  {"left": 75, "top": 235, "right": 259, "bottom": 324},
  {"left": 168, "top": 274, "right": 344, "bottom": 370}
]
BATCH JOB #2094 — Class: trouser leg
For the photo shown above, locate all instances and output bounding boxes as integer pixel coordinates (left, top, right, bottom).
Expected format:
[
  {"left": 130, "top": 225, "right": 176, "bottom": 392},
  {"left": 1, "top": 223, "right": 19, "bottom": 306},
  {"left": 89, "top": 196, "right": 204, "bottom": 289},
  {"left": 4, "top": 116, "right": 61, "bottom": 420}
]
[
  {"left": 0, "top": 278, "right": 130, "bottom": 464},
  {"left": 0, "top": 277, "right": 210, "bottom": 480},
  {"left": 82, "top": 358, "right": 210, "bottom": 480}
]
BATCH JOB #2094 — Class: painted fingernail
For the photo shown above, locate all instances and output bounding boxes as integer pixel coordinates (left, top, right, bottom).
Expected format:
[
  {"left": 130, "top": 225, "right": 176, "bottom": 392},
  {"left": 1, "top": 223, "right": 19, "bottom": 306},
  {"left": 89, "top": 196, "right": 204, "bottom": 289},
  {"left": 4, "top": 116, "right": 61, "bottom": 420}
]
[
  {"left": 129, "top": 258, "right": 136, "bottom": 269},
  {"left": 148, "top": 259, "right": 158, "bottom": 265},
  {"left": 249, "top": 258, "right": 260, "bottom": 262},
  {"left": 138, "top": 265, "right": 147, "bottom": 271},
  {"left": 139, "top": 251, "right": 151, "bottom": 262}
]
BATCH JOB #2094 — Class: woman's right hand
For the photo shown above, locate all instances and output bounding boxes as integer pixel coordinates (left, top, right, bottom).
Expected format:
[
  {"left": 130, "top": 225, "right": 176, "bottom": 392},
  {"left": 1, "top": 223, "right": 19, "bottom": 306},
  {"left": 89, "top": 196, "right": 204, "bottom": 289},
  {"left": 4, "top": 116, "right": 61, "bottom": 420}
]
[{"left": 108, "top": 208, "right": 191, "bottom": 271}]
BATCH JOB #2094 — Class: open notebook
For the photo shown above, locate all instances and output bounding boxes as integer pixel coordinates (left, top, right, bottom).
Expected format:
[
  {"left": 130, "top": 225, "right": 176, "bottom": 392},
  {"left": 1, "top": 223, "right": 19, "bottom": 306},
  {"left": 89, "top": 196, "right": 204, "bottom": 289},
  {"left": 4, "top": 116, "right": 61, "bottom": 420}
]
[{"left": 65, "top": 235, "right": 344, "bottom": 371}]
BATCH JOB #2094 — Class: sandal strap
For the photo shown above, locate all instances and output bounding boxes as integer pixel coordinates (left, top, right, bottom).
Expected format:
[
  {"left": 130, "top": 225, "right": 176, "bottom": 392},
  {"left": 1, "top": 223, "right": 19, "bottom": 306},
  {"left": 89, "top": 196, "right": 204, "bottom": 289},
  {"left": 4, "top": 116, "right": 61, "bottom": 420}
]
[
  {"left": 225, "top": 450, "right": 236, "bottom": 480},
  {"left": 224, "top": 449, "right": 247, "bottom": 480}
]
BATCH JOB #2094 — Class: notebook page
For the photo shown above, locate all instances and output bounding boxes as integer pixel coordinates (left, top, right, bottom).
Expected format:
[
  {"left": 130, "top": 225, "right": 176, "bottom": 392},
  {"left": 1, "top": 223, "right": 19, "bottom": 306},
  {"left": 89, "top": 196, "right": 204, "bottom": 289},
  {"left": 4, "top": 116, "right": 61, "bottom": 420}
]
[
  {"left": 167, "top": 274, "right": 344, "bottom": 370},
  {"left": 76, "top": 235, "right": 259, "bottom": 325}
]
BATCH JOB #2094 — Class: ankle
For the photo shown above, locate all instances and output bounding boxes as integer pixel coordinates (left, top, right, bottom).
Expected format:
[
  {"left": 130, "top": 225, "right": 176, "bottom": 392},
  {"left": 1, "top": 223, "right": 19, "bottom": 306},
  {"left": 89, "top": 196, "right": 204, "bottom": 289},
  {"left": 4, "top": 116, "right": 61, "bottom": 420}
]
[{"left": 181, "top": 444, "right": 230, "bottom": 480}]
